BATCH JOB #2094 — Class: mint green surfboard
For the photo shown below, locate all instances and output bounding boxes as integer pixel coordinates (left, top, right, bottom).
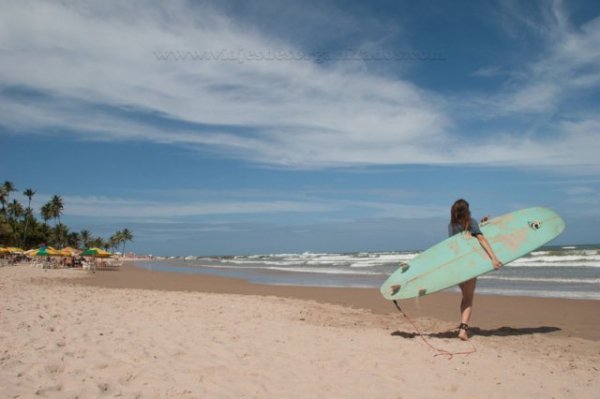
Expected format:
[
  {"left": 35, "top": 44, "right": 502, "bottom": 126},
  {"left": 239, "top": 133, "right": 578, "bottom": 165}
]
[{"left": 380, "top": 207, "right": 565, "bottom": 300}]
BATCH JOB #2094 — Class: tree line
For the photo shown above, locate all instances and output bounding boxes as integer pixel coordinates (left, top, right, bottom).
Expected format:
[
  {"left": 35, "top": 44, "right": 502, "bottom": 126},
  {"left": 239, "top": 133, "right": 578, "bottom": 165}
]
[{"left": 0, "top": 180, "right": 133, "bottom": 253}]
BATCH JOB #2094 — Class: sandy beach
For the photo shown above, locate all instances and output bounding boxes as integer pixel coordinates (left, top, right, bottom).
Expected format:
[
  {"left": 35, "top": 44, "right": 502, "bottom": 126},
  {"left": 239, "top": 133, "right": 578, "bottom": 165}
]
[{"left": 1, "top": 263, "right": 598, "bottom": 398}]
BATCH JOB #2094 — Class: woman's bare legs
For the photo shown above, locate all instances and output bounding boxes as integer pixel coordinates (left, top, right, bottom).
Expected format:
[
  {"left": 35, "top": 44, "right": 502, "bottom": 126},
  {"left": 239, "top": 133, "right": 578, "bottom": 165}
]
[{"left": 458, "top": 278, "right": 477, "bottom": 340}]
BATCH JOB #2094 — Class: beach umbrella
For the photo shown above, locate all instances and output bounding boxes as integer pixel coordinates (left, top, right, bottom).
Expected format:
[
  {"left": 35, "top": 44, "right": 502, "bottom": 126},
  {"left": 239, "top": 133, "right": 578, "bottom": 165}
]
[
  {"left": 26, "top": 247, "right": 60, "bottom": 257},
  {"left": 80, "top": 248, "right": 112, "bottom": 258},
  {"left": 56, "top": 249, "right": 72, "bottom": 257},
  {"left": 58, "top": 247, "right": 81, "bottom": 257},
  {"left": 4, "top": 247, "right": 25, "bottom": 254},
  {"left": 0, "top": 247, "right": 9, "bottom": 255}
]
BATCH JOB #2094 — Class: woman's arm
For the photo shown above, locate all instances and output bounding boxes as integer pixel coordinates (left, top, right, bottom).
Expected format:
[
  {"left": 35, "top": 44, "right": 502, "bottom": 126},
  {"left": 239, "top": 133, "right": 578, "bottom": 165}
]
[{"left": 476, "top": 234, "right": 502, "bottom": 270}]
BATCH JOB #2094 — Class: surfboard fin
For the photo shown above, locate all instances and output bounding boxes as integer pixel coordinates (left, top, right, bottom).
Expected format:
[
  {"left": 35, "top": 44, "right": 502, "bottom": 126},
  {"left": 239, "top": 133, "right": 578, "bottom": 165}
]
[{"left": 390, "top": 285, "right": 401, "bottom": 296}]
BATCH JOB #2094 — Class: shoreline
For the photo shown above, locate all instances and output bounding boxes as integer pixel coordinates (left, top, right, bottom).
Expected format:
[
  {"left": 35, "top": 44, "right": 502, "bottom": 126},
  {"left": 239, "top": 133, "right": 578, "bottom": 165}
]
[{"left": 74, "top": 261, "right": 600, "bottom": 341}]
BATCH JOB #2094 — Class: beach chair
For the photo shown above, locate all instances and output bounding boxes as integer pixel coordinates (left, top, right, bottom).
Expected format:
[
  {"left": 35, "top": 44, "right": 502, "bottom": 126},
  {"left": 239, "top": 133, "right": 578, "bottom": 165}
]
[
  {"left": 82, "top": 260, "right": 96, "bottom": 273},
  {"left": 105, "top": 258, "right": 123, "bottom": 270}
]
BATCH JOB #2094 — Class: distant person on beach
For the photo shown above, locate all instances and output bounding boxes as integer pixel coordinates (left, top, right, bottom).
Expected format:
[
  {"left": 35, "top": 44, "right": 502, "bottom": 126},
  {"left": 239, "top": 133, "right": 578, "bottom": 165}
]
[{"left": 449, "top": 199, "right": 502, "bottom": 340}]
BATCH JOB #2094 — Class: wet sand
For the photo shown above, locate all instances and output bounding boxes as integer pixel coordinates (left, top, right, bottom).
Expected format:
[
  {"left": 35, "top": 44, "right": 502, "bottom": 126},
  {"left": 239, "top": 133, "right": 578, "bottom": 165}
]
[{"left": 77, "top": 261, "right": 599, "bottom": 340}]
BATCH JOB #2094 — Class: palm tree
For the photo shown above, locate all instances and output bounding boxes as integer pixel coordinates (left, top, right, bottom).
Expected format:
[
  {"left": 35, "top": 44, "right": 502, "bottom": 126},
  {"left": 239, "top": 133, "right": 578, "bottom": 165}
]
[
  {"left": 49, "top": 195, "right": 64, "bottom": 246},
  {"left": 54, "top": 223, "right": 69, "bottom": 248},
  {"left": 37, "top": 223, "right": 53, "bottom": 246},
  {"left": 7, "top": 199, "right": 24, "bottom": 244},
  {"left": 40, "top": 202, "right": 54, "bottom": 245},
  {"left": 67, "top": 232, "right": 81, "bottom": 248},
  {"left": 80, "top": 229, "right": 91, "bottom": 248},
  {"left": 88, "top": 237, "right": 108, "bottom": 250},
  {"left": 41, "top": 203, "right": 53, "bottom": 227},
  {"left": 0, "top": 181, "right": 17, "bottom": 216},
  {"left": 109, "top": 233, "right": 121, "bottom": 253},
  {"left": 22, "top": 188, "right": 36, "bottom": 247},
  {"left": 23, "top": 189, "right": 35, "bottom": 209},
  {"left": 7, "top": 199, "right": 24, "bottom": 222},
  {"left": 50, "top": 195, "right": 64, "bottom": 226},
  {"left": 0, "top": 188, "right": 6, "bottom": 216},
  {"left": 120, "top": 228, "right": 133, "bottom": 255}
]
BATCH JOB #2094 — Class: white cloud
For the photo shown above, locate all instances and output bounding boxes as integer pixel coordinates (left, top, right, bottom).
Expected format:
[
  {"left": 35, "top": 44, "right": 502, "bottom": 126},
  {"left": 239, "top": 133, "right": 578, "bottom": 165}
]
[
  {"left": 475, "top": 1, "right": 600, "bottom": 116},
  {"left": 503, "top": 83, "right": 559, "bottom": 113},
  {"left": 57, "top": 195, "right": 336, "bottom": 218},
  {"left": 344, "top": 201, "right": 447, "bottom": 219},
  {"left": 0, "top": 0, "right": 598, "bottom": 171},
  {"left": 0, "top": 1, "right": 448, "bottom": 166},
  {"left": 566, "top": 186, "right": 594, "bottom": 196},
  {"left": 30, "top": 191, "right": 450, "bottom": 221}
]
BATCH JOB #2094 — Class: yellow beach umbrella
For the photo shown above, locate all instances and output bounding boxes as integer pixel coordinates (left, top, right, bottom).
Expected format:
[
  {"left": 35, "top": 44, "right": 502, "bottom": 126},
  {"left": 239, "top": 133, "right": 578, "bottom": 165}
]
[
  {"left": 5, "top": 247, "right": 24, "bottom": 254},
  {"left": 62, "top": 246, "right": 80, "bottom": 254},
  {"left": 0, "top": 247, "right": 9, "bottom": 255},
  {"left": 80, "top": 247, "right": 112, "bottom": 258},
  {"left": 58, "top": 247, "right": 80, "bottom": 257}
]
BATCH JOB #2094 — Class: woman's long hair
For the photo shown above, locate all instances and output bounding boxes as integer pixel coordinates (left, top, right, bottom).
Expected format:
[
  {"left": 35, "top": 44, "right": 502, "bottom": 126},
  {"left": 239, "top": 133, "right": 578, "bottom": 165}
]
[{"left": 451, "top": 199, "right": 471, "bottom": 231}]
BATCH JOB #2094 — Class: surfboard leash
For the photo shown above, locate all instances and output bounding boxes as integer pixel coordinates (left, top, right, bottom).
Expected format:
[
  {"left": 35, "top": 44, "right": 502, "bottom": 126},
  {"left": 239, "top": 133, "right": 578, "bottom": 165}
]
[{"left": 392, "top": 300, "right": 476, "bottom": 360}]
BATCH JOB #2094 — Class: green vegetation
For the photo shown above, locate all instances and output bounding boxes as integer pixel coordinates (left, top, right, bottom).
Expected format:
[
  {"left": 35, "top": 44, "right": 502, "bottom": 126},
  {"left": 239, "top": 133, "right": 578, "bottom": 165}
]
[{"left": 0, "top": 180, "right": 133, "bottom": 252}]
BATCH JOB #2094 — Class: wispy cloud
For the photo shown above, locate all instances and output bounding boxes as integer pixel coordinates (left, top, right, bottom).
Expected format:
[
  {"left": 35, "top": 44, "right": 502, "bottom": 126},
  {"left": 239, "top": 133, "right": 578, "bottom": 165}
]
[
  {"left": 503, "top": 9, "right": 599, "bottom": 115},
  {"left": 30, "top": 190, "right": 447, "bottom": 221},
  {"left": 1, "top": 0, "right": 598, "bottom": 170},
  {"left": 49, "top": 195, "right": 337, "bottom": 218},
  {"left": 455, "top": 1, "right": 600, "bottom": 172},
  {"left": 474, "top": 0, "right": 600, "bottom": 114},
  {"left": 0, "top": 1, "right": 448, "bottom": 166}
]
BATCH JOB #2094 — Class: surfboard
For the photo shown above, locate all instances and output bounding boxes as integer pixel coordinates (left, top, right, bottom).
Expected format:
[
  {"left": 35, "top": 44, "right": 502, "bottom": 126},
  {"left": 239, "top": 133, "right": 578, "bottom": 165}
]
[{"left": 380, "top": 207, "right": 565, "bottom": 300}]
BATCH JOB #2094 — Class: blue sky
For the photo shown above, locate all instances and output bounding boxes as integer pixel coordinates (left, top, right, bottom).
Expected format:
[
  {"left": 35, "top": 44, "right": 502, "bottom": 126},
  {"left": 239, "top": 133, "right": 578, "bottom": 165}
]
[{"left": 1, "top": 0, "right": 599, "bottom": 255}]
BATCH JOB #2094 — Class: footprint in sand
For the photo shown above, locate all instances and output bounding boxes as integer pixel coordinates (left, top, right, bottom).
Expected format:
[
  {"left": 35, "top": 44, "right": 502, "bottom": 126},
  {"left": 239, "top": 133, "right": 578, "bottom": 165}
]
[{"left": 35, "top": 384, "right": 63, "bottom": 395}]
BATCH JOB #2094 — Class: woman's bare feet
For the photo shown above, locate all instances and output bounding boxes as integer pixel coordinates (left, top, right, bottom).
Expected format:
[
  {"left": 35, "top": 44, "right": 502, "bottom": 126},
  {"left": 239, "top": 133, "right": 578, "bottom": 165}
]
[{"left": 458, "top": 323, "right": 470, "bottom": 341}]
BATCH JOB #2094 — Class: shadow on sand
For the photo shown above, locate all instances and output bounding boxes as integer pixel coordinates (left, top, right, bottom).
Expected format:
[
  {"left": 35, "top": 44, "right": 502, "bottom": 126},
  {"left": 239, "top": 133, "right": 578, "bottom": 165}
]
[{"left": 391, "top": 326, "right": 561, "bottom": 339}]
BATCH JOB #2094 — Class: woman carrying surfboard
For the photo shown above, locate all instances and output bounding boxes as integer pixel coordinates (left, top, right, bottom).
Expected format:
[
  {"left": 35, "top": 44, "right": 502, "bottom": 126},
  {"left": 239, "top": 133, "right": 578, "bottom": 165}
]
[{"left": 449, "top": 199, "right": 502, "bottom": 340}]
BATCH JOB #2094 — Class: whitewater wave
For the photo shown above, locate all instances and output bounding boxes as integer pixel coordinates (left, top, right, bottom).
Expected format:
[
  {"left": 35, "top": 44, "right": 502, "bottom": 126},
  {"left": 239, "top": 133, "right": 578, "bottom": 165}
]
[
  {"left": 479, "top": 276, "right": 600, "bottom": 284},
  {"left": 474, "top": 288, "right": 600, "bottom": 301},
  {"left": 147, "top": 245, "right": 600, "bottom": 300}
]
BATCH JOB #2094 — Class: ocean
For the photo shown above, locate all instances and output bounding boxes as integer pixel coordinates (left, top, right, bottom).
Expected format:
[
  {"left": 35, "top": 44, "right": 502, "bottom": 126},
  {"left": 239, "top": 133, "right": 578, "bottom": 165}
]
[{"left": 135, "top": 244, "right": 600, "bottom": 301}]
